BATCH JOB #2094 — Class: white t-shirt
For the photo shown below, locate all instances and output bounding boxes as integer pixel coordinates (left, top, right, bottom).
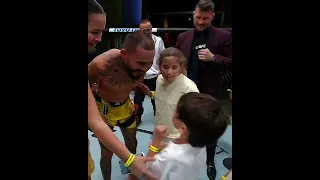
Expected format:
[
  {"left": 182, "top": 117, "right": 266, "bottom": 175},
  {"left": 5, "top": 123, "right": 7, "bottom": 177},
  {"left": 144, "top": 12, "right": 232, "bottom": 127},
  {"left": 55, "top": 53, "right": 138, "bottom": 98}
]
[
  {"left": 154, "top": 74, "right": 199, "bottom": 139},
  {"left": 148, "top": 141, "right": 206, "bottom": 180},
  {"left": 144, "top": 34, "right": 165, "bottom": 79}
]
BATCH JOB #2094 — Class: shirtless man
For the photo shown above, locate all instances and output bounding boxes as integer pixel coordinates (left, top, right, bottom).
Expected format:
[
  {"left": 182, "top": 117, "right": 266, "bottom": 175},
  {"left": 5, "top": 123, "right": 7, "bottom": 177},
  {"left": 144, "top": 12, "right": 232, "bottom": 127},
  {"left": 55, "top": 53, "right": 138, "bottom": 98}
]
[{"left": 88, "top": 31, "right": 155, "bottom": 180}]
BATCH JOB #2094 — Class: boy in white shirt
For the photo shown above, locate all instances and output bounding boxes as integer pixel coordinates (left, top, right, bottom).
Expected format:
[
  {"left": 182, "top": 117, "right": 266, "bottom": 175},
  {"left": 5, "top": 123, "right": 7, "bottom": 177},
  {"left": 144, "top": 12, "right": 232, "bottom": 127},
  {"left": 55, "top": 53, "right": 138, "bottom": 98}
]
[{"left": 129, "top": 92, "right": 230, "bottom": 180}]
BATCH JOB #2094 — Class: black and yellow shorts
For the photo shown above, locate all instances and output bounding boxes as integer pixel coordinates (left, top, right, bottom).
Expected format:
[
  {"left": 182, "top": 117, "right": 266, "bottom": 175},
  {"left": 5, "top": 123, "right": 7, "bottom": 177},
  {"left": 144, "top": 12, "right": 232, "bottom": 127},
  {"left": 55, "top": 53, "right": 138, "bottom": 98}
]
[{"left": 93, "top": 92, "right": 136, "bottom": 129}]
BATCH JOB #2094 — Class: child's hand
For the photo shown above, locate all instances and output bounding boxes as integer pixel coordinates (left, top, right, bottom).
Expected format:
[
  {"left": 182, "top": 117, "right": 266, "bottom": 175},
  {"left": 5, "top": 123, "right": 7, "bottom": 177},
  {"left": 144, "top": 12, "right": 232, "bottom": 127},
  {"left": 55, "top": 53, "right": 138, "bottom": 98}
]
[
  {"left": 137, "top": 83, "right": 152, "bottom": 97},
  {"left": 153, "top": 125, "right": 169, "bottom": 141}
]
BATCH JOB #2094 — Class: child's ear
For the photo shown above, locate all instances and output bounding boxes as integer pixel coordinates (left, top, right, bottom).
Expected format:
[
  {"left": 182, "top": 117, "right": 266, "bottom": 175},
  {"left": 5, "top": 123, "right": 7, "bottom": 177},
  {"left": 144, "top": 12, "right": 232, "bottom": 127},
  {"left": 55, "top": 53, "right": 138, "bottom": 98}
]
[{"left": 179, "top": 123, "right": 188, "bottom": 135}]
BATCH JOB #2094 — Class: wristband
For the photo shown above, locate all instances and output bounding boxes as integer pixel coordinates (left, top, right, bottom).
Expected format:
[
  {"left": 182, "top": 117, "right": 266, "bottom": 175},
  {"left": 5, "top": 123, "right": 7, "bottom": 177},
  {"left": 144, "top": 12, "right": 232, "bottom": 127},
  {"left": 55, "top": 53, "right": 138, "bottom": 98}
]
[
  {"left": 150, "top": 91, "right": 155, "bottom": 99},
  {"left": 149, "top": 144, "right": 159, "bottom": 153},
  {"left": 124, "top": 153, "right": 135, "bottom": 167}
]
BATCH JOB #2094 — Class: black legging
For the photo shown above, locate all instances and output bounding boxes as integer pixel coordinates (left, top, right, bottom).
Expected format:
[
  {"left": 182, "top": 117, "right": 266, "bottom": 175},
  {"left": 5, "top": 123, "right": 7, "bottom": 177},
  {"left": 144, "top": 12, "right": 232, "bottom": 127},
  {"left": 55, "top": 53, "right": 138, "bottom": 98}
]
[{"left": 206, "top": 140, "right": 217, "bottom": 165}]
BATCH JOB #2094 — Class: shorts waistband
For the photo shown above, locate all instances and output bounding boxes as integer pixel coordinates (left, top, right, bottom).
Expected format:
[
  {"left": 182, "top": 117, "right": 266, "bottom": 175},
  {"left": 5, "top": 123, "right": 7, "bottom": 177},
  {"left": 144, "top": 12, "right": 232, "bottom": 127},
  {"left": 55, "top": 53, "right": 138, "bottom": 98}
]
[{"left": 93, "top": 92, "right": 128, "bottom": 107}]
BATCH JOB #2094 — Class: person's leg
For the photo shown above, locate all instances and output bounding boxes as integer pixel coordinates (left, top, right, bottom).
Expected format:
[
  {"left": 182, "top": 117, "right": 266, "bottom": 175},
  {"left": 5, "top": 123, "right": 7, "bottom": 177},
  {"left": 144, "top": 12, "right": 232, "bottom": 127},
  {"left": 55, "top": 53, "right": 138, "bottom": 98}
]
[
  {"left": 99, "top": 141, "right": 114, "bottom": 180},
  {"left": 94, "top": 95, "right": 135, "bottom": 180},
  {"left": 120, "top": 126, "right": 137, "bottom": 154},
  {"left": 120, "top": 125, "right": 137, "bottom": 180},
  {"left": 98, "top": 125, "right": 115, "bottom": 180},
  {"left": 203, "top": 92, "right": 225, "bottom": 180},
  {"left": 134, "top": 80, "right": 146, "bottom": 125},
  {"left": 118, "top": 111, "right": 138, "bottom": 179},
  {"left": 206, "top": 140, "right": 217, "bottom": 180},
  {"left": 151, "top": 99, "right": 155, "bottom": 116},
  {"left": 144, "top": 76, "right": 157, "bottom": 116}
]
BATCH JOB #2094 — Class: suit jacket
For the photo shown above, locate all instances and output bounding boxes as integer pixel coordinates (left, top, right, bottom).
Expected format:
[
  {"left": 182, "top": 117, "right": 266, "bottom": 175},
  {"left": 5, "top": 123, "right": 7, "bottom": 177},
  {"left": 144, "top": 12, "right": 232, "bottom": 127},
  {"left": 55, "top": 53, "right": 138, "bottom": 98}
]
[{"left": 175, "top": 26, "right": 232, "bottom": 99}]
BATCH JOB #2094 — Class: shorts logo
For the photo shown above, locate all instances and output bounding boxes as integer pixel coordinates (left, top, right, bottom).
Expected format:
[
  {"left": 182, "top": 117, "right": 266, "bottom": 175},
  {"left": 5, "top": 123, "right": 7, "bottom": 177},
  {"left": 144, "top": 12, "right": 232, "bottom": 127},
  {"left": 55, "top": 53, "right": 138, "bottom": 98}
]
[{"left": 102, "top": 104, "right": 109, "bottom": 115}]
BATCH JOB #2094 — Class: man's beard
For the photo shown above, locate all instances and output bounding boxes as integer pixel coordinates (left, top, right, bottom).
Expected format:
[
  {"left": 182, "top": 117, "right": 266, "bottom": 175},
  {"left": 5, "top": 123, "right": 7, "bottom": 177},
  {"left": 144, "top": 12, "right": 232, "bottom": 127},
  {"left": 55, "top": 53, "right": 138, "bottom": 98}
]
[
  {"left": 126, "top": 67, "right": 145, "bottom": 80},
  {"left": 195, "top": 25, "right": 210, "bottom": 32}
]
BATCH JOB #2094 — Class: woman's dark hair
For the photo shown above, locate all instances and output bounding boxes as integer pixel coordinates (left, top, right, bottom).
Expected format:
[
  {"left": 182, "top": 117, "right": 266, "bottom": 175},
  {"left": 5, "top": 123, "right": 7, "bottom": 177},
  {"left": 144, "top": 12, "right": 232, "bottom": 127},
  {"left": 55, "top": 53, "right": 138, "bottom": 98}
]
[
  {"left": 88, "top": 0, "right": 105, "bottom": 15},
  {"left": 176, "top": 92, "right": 230, "bottom": 147}
]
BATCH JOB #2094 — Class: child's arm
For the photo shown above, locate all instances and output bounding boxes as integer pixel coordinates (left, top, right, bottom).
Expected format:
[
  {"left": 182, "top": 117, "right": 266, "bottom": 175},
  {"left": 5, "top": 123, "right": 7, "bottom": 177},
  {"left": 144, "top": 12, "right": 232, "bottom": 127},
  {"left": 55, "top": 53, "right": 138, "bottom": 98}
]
[
  {"left": 147, "top": 138, "right": 161, "bottom": 157},
  {"left": 128, "top": 141, "right": 161, "bottom": 180},
  {"left": 129, "top": 126, "right": 167, "bottom": 180},
  {"left": 148, "top": 125, "right": 169, "bottom": 157},
  {"left": 128, "top": 136, "right": 162, "bottom": 180},
  {"left": 128, "top": 137, "right": 161, "bottom": 180}
]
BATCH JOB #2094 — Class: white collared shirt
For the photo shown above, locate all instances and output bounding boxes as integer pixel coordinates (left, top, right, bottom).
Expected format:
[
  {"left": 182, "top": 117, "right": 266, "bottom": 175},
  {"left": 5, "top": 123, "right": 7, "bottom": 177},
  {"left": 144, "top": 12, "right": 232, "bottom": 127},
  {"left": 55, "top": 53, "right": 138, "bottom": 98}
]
[
  {"left": 147, "top": 141, "right": 206, "bottom": 180},
  {"left": 144, "top": 34, "right": 165, "bottom": 79}
]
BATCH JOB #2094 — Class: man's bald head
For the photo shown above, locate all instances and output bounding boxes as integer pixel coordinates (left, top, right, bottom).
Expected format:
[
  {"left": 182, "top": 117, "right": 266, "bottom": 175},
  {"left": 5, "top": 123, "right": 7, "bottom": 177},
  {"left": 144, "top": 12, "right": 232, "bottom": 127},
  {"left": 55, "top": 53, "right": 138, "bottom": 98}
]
[{"left": 139, "top": 19, "right": 152, "bottom": 36}]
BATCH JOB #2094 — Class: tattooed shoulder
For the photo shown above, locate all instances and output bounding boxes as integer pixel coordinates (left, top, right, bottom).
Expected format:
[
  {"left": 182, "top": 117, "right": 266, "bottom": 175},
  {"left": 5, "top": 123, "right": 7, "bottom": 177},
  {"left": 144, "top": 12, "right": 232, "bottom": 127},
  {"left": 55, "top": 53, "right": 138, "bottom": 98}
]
[{"left": 97, "top": 56, "right": 133, "bottom": 86}]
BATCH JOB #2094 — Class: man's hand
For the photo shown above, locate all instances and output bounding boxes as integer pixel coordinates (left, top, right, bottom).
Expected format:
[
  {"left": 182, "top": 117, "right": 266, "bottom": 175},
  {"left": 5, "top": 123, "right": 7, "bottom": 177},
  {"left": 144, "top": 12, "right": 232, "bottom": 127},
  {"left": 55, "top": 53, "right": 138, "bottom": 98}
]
[
  {"left": 130, "top": 156, "right": 157, "bottom": 180},
  {"left": 137, "top": 83, "right": 152, "bottom": 97},
  {"left": 198, "top": 48, "right": 214, "bottom": 62}
]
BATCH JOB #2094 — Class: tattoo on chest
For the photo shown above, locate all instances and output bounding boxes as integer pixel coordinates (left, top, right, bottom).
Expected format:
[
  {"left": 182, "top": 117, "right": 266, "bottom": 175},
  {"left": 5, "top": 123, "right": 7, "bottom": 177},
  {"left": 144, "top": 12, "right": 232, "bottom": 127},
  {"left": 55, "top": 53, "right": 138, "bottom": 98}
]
[{"left": 98, "top": 58, "right": 133, "bottom": 87}]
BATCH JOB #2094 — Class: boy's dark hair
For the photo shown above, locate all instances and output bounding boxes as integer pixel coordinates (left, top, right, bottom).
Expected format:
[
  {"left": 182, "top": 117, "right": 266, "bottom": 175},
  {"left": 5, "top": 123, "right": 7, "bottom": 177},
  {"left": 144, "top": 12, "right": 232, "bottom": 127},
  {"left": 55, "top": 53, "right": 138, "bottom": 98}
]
[
  {"left": 123, "top": 31, "right": 155, "bottom": 54},
  {"left": 196, "top": 0, "right": 215, "bottom": 12},
  {"left": 176, "top": 92, "right": 229, "bottom": 147}
]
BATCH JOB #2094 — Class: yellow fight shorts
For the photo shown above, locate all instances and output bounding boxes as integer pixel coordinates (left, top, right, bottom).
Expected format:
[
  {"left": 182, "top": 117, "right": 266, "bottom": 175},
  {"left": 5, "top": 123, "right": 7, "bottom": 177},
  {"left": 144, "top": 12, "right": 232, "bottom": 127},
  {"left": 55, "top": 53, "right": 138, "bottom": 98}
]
[
  {"left": 93, "top": 92, "right": 136, "bottom": 129},
  {"left": 88, "top": 138, "right": 95, "bottom": 176}
]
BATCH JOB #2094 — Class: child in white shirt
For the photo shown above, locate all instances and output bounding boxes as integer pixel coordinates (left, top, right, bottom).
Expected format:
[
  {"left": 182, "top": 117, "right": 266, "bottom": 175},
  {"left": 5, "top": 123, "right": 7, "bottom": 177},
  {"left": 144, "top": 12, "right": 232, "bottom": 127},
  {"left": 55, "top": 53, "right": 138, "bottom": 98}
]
[
  {"left": 138, "top": 47, "right": 199, "bottom": 141},
  {"left": 129, "top": 92, "right": 229, "bottom": 180}
]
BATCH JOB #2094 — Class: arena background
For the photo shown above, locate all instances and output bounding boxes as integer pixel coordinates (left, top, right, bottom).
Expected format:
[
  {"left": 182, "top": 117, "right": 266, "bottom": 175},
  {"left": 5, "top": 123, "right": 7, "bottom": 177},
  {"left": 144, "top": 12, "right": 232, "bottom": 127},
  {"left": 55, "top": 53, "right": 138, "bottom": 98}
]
[{"left": 88, "top": 0, "right": 232, "bottom": 96}]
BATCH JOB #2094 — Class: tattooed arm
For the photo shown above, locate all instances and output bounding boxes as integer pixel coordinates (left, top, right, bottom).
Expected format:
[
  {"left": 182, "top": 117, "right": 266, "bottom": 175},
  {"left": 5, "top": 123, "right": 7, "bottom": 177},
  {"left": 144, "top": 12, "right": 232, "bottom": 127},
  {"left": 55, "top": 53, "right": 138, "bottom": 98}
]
[
  {"left": 88, "top": 49, "right": 121, "bottom": 86},
  {"left": 88, "top": 60, "right": 98, "bottom": 86}
]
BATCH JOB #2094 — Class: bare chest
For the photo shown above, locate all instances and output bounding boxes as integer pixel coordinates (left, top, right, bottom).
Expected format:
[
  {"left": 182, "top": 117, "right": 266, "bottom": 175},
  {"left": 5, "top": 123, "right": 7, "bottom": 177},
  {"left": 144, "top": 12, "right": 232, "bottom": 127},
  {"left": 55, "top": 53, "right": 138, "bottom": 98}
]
[
  {"left": 96, "top": 58, "right": 143, "bottom": 101},
  {"left": 97, "top": 76, "right": 141, "bottom": 102}
]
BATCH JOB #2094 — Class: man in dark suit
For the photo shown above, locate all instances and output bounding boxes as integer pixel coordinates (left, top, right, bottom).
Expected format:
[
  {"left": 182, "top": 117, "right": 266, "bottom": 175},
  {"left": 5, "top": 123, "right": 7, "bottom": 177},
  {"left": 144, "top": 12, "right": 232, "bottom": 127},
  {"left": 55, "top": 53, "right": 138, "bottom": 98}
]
[{"left": 175, "top": 0, "right": 232, "bottom": 179}]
